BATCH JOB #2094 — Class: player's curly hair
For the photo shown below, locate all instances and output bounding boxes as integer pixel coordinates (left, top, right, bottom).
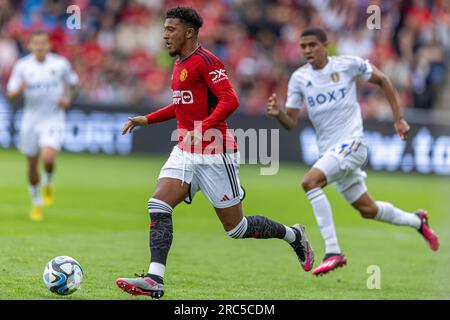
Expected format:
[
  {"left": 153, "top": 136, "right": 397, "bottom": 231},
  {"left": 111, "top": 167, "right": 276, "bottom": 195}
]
[
  {"left": 301, "top": 27, "right": 328, "bottom": 43},
  {"left": 166, "top": 6, "right": 204, "bottom": 31}
]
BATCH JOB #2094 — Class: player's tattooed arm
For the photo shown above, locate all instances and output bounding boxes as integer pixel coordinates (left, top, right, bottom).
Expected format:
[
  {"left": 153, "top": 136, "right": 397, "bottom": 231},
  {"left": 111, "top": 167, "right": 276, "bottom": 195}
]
[
  {"left": 368, "top": 65, "right": 410, "bottom": 141},
  {"left": 267, "top": 93, "right": 300, "bottom": 130}
]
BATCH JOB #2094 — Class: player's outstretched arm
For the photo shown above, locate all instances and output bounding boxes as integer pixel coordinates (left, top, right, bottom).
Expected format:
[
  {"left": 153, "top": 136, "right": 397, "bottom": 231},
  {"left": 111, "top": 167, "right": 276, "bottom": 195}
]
[
  {"left": 122, "top": 103, "right": 177, "bottom": 135},
  {"left": 368, "top": 65, "right": 410, "bottom": 141},
  {"left": 122, "top": 116, "right": 148, "bottom": 135},
  {"left": 267, "top": 93, "right": 300, "bottom": 130}
]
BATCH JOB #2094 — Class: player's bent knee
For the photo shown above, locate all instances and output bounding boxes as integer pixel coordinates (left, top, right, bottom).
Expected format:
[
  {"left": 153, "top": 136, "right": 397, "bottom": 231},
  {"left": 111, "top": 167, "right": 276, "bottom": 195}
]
[
  {"left": 301, "top": 176, "right": 320, "bottom": 192},
  {"left": 43, "top": 157, "right": 54, "bottom": 165},
  {"left": 41, "top": 149, "right": 56, "bottom": 162},
  {"left": 41, "top": 155, "right": 55, "bottom": 167}
]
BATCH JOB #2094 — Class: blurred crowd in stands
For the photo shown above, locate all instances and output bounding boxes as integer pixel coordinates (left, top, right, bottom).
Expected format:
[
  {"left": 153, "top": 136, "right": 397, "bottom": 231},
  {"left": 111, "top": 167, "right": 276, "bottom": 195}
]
[{"left": 0, "top": 0, "right": 449, "bottom": 118}]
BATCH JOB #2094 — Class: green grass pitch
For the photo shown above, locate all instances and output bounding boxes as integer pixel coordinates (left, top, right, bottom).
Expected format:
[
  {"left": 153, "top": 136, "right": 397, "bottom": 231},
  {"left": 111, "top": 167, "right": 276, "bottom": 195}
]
[{"left": 0, "top": 148, "right": 449, "bottom": 300}]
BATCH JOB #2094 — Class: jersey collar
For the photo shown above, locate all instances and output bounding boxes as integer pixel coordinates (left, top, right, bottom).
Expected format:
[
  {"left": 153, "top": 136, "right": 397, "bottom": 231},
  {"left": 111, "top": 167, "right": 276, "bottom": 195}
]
[
  {"left": 178, "top": 44, "right": 201, "bottom": 64},
  {"left": 309, "top": 57, "right": 332, "bottom": 73},
  {"left": 31, "top": 53, "right": 49, "bottom": 64}
]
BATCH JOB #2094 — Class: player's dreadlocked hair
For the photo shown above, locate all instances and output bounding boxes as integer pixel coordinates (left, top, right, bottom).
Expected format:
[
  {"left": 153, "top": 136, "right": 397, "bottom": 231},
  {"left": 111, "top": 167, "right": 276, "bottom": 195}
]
[
  {"left": 166, "top": 6, "right": 204, "bottom": 31},
  {"left": 301, "top": 27, "right": 328, "bottom": 43}
]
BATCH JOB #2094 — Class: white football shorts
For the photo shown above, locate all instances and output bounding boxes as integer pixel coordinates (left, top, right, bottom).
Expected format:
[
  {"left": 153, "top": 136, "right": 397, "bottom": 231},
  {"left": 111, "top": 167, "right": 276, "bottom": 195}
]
[
  {"left": 19, "top": 120, "right": 65, "bottom": 156},
  {"left": 313, "top": 137, "right": 369, "bottom": 203},
  {"left": 159, "top": 146, "right": 245, "bottom": 208}
]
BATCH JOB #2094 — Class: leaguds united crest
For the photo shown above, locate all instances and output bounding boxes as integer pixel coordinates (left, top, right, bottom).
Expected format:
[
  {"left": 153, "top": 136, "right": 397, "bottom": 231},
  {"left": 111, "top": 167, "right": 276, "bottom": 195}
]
[{"left": 331, "top": 72, "right": 340, "bottom": 82}]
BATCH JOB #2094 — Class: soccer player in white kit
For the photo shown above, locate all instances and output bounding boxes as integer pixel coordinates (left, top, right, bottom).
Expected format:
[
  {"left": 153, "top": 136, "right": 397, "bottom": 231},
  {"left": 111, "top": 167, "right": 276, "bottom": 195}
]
[
  {"left": 267, "top": 27, "right": 439, "bottom": 276},
  {"left": 7, "top": 30, "right": 78, "bottom": 221}
]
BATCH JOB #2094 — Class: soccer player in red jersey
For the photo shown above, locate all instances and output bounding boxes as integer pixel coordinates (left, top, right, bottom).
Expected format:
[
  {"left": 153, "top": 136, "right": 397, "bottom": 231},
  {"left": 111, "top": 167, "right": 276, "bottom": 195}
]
[{"left": 115, "top": 6, "right": 314, "bottom": 298}]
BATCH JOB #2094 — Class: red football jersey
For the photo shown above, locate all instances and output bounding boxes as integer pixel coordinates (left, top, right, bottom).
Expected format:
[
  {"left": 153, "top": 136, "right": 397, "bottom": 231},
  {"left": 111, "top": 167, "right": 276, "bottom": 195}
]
[{"left": 170, "top": 46, "right": 239, "bottom": 153}]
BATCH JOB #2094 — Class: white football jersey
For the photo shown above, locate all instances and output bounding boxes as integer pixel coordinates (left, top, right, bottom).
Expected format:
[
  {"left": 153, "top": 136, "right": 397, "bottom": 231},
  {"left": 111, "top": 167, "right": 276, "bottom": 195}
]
[
  {"left": 7, "top": 53, "right": 78, "bottom": 124},
  {"left": 286, "top": 55, "right": 373, "bottom": 155}
]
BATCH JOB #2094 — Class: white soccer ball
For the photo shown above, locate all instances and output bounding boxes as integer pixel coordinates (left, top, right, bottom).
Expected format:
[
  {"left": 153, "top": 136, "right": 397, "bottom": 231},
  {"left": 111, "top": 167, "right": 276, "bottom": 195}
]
[{"left": 43, "top": 256, "right": 84, "bottom": 295}]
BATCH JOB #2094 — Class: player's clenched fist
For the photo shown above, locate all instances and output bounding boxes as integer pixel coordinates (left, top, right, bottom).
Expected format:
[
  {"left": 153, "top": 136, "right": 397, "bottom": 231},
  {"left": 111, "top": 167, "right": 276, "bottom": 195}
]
[
  {"left": 57, "top": 96, "right": 71, "bottom": 109},
  {"left": 122, "top": 116, "right": 148, "bottom": 135},
  {"left": 267, "top": 93, "right": 280, "bottom": 117},
  {"left": 394, "top": 118, "right": 410, "bottom": 141}
]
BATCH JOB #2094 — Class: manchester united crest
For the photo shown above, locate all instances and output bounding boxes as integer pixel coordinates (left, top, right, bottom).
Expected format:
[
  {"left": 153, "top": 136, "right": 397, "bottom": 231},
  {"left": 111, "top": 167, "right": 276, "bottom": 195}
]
[
  {"left": 331, "top": 72, "right": 340, "bottom": 82},
  {"left": 180, "top": 68, "right": 188, "bottom": 81}
]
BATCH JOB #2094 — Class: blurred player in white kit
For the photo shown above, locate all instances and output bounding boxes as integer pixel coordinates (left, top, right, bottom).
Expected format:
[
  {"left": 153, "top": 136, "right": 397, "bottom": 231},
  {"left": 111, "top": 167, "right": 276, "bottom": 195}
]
[
  {"left": 267, "top": 27, "right": 439, "bottom": 276},
  {"left": 7, "top": 30, "right": 78, "bottom": 221}
]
